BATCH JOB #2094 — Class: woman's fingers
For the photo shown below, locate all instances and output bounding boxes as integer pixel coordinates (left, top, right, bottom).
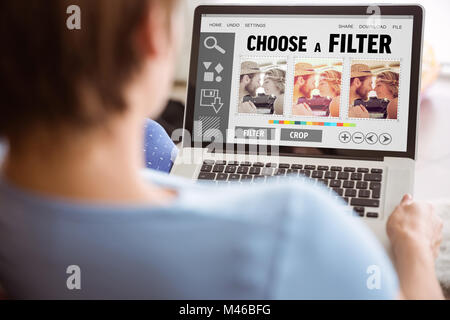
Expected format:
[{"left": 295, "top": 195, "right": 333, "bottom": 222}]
[
  {"left": 359, "top": 105, "right": 369, "bottom": 113},
  {"left": 400, "top": 194, "right": 413, "bottom": 205},
  {"left": 302, "top": 103, "right": 312, "bottom": 111}
]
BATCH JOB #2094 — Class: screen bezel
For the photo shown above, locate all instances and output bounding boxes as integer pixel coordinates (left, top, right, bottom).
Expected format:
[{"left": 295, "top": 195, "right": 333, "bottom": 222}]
[{"left": 184, "top": 5, "right": 423, "bottom": 160}]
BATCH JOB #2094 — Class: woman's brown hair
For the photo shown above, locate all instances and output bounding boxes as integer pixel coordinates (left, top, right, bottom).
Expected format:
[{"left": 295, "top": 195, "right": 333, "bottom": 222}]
[
  {"left": 320, "top": 70, "right": 342, "bottom": 96},
  {"left": 376, "top": 71, "right": 400, "bottom": 98},
  {"left": 0, "top": 0, "right": 177, "bottom": 142}
]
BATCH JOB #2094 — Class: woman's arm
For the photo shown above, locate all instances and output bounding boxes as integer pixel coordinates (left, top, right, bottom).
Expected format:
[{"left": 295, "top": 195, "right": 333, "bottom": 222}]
[
  {"left": 387, "top": 194, "right": 444, "bottom": 300},
  {"left": 329, "top": 96, "right": 340, "bottom": 117}
]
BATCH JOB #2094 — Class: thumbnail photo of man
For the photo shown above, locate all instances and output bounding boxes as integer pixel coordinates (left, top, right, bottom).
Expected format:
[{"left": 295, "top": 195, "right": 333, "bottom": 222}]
[
  {"left": 238, "top": 59, "right": 286, "bottom": 115},
  {"left": 348, "top": 61, "right": 400, "bottom": 119},
  {"left": 292, "top": 60, "right": 342, "bottom": 117}
]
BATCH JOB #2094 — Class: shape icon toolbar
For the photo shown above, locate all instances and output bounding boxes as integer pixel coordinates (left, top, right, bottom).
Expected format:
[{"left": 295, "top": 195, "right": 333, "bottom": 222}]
[{"left": 203, "top": 62, "right": 224, "bottom": 83}]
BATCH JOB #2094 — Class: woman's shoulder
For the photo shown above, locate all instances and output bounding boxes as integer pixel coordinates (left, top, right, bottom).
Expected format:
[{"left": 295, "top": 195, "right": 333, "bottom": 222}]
[
  {"left": 329, "top": 95, "right": 340, "bottom": 117},
  {"left": 387, "top": 98, "right": 398, "bottom": 119}
]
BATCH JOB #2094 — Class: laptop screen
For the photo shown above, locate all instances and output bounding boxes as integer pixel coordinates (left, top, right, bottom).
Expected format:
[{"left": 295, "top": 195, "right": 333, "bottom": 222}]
[{"left": 191, "top": 13, "right": 415, "bottom": 153}]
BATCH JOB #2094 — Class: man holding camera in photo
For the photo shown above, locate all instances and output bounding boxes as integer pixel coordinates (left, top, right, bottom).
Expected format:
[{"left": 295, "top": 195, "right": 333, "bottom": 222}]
[
  {"left": 292, "top": 63, "right": 316, "bottom": 116},
  {"left": 238, "top": 61, "right": 261, "bottom": 113},
  {"left": 348, "top": 64, "right": 372, "bottom": 119}
]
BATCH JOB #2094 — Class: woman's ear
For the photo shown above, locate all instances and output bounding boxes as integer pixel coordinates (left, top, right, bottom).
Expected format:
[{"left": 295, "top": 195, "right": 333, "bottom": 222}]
[{"left": 136, "top": 2, "right": 171, "bottom": 60}]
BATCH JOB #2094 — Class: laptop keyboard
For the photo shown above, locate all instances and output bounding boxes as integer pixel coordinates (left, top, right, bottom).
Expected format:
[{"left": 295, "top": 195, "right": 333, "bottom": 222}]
[{"left": 198, "top": 160, "right": 383, "bottom": 219}]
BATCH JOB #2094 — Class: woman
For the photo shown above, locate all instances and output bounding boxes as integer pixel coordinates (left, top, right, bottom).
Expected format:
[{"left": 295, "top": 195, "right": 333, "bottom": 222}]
[
  {"left": 0, "top": 1, "right": 443, "bottom": 299},
  {"left": 262, "top": 68, "right": 285, "bottom": 115},
  {"left": 375, "top": 71, "right": 400, "bottom": 119},
  {"left": 317, "top": 70, "right": 341, "bottom": 117}
]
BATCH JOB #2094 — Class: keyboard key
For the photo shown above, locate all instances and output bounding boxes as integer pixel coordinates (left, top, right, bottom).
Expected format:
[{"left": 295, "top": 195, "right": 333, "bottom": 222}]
[
  {"left": 359, "top": 189, "right": 371, "bottom": 198},
  {"left": 372, "top": 189, "right": 381, "bottom": 199},
  {"left": 331, "top": 166, "right": 342, "bottom": 171},
  {"left": 253, "top": 162, "right": 264, "bottom": 167},
  {"left": 304, "top": 165, "right": 316, "bottom": 170},
  {"left": 229, "top": 174, "right": 240, "bottom": 181},
  {"left": 300, "top": 170, "right": 311, "bottom": 177},
  {"left": 265, "top": 163, "right": 277, "bottom": 167},
  {"left": 225, "top": 166, "right": 237, "bottom": 174},
  {"left": 275, "top": 168, "right": 286, "bottom": 176},
  {"left": 345, "top": 189, "right": 357, "bottom": 197},
  {"left": 216, "top": 173, "right": 228, "bottom": 181},
  {"left": 318, "top": 165, "right": 329, "bottom": 171},
  {"left": 249, "top": 167, "right": 261, "bottom": 175},
  {"left": 343, "top": 180, "right": 354, "bottom": 188},
  {"left": 333, "top": 188, "right": 344, "bottom": 196},
  {"left": 237, "top": 166, "right": 249, "bottom": 174},
  {"left": 364, "top": 173, "right": 382, "bottom": 182},
  {"left": 324, "top": 171, "right": 336, "bottom": 179},
  {"left": 212, "top": 165, "right": 225, "bottom": 173},
  {"left": 279, "top": 163, "right": 290, "bottom": 169},
  {"left": 344, "top": 167, "right": 356, "bottom": 172},
  {"left": 371, "top": 168, "right": 383, "bottom": 174},
  {"left": 357, "top": 168, "right": 369, "bottom": 173},
  {"left": 330, "top": 180, "right": 341, "bottom": 188},
  {"left": 198, "top": 172, "right": 216, "bottom": 180},
  {"left": 261, "top": 167, "right": 274, "bottom": 176},
  {"left": 291, "top": 164, "right": 303, "bottom": 170},
  {"left": 366, "top": 212, "right": 379, "bottom": 218},
  {"left": 350, "top": 172, "right": 363, "bottom": 181},
  {"left": 354, "top": 206, "right": 365, "bottom": 217},
  {"left": 215, "top": 160, "right": 226, "bottom": 165},
  {"left": 350, "top": 198, "right": 380, "bottom": 208},
  {"left": 370, "top": 182, "right": 381, "bottom": 190},
  {"left": 241, "top": 175, "right": 253, "bottom": 181},
  {"left": 228, "top": 161, "right": 239, "bottom": 166},
  {"left": 312, "top": 171, "right": 323, "bottom": 178},
  {"left": 200, "top": 164, "right": 213, "bottom": 172},
  {"left": 203, "top": 160, "right": 215, "bottom": 165},
  {"left": 240, "top": 161, "right": 251, "bottom": 166},
  {"left": 287, "top": 169, "right": 299, "bottom": 175},
  {"left": 337, "top": 172, "right": 349, "bottom": 180},
  {"left": 356, "top": 181, "right": 368, "bottom": 189},
  {"left": 253, "top": 175, "right": 265, "bottom": 181}
]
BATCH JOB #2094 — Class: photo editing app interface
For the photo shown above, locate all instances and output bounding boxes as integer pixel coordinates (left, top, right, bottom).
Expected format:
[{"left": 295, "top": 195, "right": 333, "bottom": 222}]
[{"left": 192, "top": 13, "right": 414, "bottom": 152}]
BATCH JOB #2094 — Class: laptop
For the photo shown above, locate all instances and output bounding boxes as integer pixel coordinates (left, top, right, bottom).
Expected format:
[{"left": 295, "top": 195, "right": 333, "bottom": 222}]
[{"left": 171, "top": 5, "right": 424, "bottom": 250}]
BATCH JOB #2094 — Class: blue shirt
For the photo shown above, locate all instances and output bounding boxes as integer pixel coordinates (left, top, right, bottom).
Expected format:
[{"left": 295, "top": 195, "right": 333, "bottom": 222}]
[
  {"left": 0, "top": 170, "right": 398, "bottom": 299},
  {"left": 143, "top": 119, "right": 177, "bottom": 173}
]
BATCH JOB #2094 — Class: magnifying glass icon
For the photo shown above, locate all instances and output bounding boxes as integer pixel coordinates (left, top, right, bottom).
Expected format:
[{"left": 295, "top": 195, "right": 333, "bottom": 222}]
[{"left": 204, "top": 36, "right": 226, "bottom": 54}]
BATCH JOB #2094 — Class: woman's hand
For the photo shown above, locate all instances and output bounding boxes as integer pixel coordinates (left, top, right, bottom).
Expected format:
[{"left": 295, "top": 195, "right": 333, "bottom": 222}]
[
  {"left": 387, "top": 194, "right": 443, "bottom": 260},
  {"left": 292, "top": 103, "right": 313, "bottom": 116},
  {"left": 387, "top": 194, "right": 444, "bottom": 300},
  {"left": 348, "top": 105, "right": 369, "bottom": 118},
  {"left": 238, "top": 101, "right": 257, "bottom": 113}
]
